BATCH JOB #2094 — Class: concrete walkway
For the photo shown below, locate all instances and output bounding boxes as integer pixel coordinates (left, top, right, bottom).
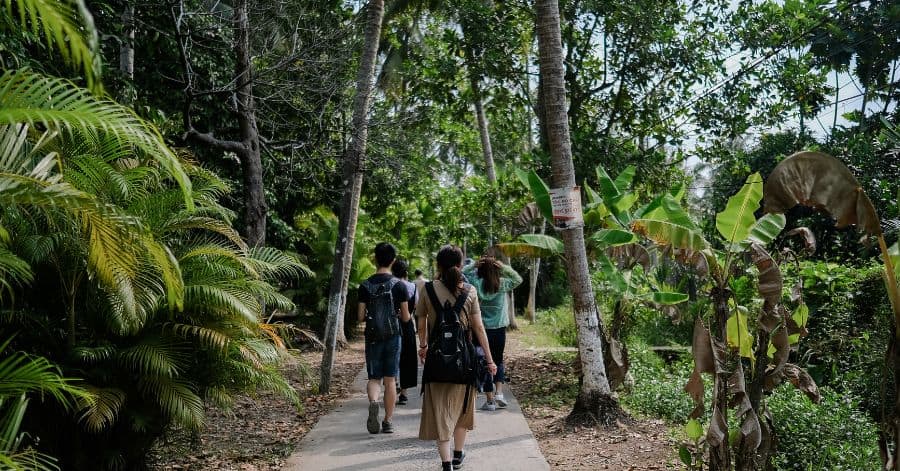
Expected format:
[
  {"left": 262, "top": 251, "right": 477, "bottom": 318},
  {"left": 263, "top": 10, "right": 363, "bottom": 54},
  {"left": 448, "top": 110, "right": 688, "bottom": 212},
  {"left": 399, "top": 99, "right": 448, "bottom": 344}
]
[{"left": 285, "top": 367, "right": 550, "bottom": 470}]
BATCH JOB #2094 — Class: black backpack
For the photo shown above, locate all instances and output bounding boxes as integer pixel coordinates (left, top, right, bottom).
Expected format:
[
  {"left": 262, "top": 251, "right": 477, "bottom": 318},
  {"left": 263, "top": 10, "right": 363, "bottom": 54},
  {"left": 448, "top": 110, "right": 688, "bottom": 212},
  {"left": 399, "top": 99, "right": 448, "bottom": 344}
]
[
  {"left": 421, "top": 282, "right": 477, "bottom": 386},
  {"left": 362, "top": 278, "right": 401, "bottom": 341}
]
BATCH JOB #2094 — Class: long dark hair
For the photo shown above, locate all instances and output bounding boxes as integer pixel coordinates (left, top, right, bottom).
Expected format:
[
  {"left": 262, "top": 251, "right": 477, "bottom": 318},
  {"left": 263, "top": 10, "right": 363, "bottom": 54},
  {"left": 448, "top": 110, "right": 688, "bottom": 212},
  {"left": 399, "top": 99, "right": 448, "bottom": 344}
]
[
  {"left": 435, "top": 245, "right": 464, "bottom": 295},
  {"left": 476, "top": 256, "right": 501, "bottom": 294}
]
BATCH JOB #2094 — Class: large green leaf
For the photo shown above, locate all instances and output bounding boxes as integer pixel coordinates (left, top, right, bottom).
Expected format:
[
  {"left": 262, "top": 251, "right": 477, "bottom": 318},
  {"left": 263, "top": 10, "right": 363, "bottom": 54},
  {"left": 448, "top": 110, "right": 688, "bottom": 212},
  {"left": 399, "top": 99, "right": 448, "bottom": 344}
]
[
  {"left": 716, "top": 172, "right": 763, "bottom": 245},
  {"left": 497, "top": 234, "right": 564, "bottom": 258},
  {"left": 524, "top": 170, "right": 552, "bottom": 222},
  {"left": 613, "top": 165, "right": 636, "bottom": 193},
  {"left": 519, "top": 234, "right": 564, "bottom": 254},
  {"left": 746, "top": 213, "right": 786, "bottom": 246},
  {"left": 583, "top": 182, "right": 602, "bottom": 205},
  {"left": 632, "top": 218, "right": 709, "bottom": 251},
  {"left": 591, "top": 229, "right": 638, "bottom": 247},
  {"left": 650, "top": 291, "right": 690, "bottom": 305},
  {"left": 596, "top": 253, "right": 627, "bottom": 294},
  {"left": 596, "top": 165, "right": 620, "bottom": 200},
  {"left": 726, "top": 308, "right": 754, "bottom": 359}
]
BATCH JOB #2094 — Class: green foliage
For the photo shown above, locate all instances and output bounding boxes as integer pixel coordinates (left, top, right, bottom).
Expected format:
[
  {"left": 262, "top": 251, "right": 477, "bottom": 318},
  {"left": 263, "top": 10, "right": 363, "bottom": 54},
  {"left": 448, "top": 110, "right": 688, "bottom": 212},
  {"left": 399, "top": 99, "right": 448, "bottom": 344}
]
[
  {"left": 791, "top": 261, "right": 891, "bottom": 417},
  {"left": 535, "top": 302, "right": 578, "bottom": 348},
  {"left": 620, "top": 342, "right": 695, "bottom": 423},
  {"left": 767, "top": 386, "right": 879, "bottom": 471}
]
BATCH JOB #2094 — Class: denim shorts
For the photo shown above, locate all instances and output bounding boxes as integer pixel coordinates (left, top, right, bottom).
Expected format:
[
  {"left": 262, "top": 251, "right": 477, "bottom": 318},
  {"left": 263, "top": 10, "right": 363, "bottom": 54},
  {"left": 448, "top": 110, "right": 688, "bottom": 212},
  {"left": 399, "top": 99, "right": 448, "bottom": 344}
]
[{"left": 365, "top": 335, "right": 401, "bottom": 379}]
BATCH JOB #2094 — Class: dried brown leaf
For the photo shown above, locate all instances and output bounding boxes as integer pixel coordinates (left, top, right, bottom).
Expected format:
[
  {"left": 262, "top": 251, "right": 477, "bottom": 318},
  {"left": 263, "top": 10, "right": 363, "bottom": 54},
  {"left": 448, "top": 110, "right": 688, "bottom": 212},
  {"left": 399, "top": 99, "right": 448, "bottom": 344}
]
[{"left": 765, "top": 151, "right": 880, "bottom": 235}]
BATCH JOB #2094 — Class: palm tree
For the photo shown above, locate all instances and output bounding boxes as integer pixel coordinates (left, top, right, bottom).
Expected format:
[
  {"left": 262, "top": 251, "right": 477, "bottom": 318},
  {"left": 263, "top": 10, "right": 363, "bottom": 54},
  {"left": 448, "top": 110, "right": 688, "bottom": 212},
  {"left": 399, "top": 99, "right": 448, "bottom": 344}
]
[
  {"left": 534, "top": 0, "right": 619, "bottom": 422},
  {"left": 320, "top": 0, "right": 386, "bottom": 393}
]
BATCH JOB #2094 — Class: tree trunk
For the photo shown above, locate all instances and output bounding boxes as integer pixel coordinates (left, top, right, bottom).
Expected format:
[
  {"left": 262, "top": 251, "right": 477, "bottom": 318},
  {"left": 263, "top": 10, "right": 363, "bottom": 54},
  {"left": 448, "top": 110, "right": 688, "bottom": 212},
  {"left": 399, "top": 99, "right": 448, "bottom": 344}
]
[
  {"left": 507, "top": 292, "right": 518, "bottom": 330},
  {"left": 709, "top": 285, "right": 732, "bottom": 470},
  {"left": 319, "top": 0, "right": 385, "bottom": 394},
  {"left": 233, "top": 0, "right": 266, "bottom": 247},
  {"left": 119, "top": 1, "right": 135, "bottom": 95},
  {"left": 471, "top": 76, "right": 497, "bottom": 183},
  {"left": 535, "top": 0, "right": 618, "bottom": 424}
]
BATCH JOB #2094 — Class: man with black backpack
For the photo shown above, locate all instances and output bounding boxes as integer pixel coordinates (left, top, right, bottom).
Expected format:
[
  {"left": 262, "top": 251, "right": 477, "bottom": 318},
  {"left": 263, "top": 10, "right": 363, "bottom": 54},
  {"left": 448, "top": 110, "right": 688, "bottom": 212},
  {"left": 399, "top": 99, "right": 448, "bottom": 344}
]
[{"left": 357, "top": 242, "right": 411, "bottom": 434}]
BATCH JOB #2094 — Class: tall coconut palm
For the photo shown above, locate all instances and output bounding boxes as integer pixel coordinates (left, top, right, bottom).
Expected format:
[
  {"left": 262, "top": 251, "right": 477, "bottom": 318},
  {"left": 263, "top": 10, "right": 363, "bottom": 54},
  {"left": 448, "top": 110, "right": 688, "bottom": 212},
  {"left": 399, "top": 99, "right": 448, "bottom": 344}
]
[
  {"left": 320, "top": 0, "right": 386, "bottom": 393},
  {"left": 534, "top": 0, "right": 619, "bottom": 422}
]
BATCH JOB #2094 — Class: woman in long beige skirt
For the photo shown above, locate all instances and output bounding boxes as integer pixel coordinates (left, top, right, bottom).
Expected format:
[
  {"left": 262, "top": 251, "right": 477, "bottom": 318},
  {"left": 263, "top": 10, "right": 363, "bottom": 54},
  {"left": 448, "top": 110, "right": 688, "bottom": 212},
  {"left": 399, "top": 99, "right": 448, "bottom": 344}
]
[{"left": 417, "top": 245, "right": 497, "bottom": 471}]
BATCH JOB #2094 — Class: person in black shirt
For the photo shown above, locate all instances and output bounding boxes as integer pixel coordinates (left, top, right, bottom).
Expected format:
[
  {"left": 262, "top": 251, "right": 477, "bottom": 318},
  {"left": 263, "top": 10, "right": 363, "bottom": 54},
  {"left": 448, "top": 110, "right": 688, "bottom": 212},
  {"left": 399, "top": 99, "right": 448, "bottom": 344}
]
[
  {"left": 391, "top": 258, "right": 418, "bottom": 405},
  {"left": 357, "top": 243, "right": 410, "bottom": 434}
]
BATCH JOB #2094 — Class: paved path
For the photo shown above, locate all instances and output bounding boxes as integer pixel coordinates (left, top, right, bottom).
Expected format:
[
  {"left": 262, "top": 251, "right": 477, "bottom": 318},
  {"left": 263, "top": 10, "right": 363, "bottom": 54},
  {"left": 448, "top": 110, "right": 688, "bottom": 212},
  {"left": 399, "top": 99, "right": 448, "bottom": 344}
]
[{"left": 285, "top": 367, "right": 550, "bottom": 470}]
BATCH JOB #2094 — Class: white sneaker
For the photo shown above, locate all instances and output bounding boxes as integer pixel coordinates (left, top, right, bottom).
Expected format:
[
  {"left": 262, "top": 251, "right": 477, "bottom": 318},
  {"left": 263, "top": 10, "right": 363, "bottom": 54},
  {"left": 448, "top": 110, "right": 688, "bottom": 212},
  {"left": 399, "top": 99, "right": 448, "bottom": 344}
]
[
  {"left": 480, "top": 401, "right": 497, "bottom": 411},
  {"left": 495, "top": 394, "right": 508, "bottom": 408}
]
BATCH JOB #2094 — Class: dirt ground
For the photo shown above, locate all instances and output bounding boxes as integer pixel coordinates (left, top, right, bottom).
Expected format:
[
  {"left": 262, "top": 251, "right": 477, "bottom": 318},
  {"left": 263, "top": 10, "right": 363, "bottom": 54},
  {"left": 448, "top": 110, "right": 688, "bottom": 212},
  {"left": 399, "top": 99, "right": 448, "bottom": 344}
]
[
  {"left": 149, "top": 330, "right": 681, "bottom": 470},
  {"left": 505, "top": 333, "right": 683, "bottom": 470},
  {"left": 147, "top": 341, "right": 365, "bottom": 470}
]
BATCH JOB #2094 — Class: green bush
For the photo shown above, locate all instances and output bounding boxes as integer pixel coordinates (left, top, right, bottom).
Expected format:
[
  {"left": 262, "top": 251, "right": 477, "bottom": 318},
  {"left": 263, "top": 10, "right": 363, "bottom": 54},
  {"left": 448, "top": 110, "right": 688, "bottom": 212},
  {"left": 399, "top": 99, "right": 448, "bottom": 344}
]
[
  {"left": 535, "top": 301, "right": 578, "bottom": 347},
  {"left": 792, "top": 261, "right": 892, "bottom": 418},
  {"left": 620, "top": 341, "right": 695, "bottom": 423},
  {"left": 768, "top": 386, "right": 879, "bottom": 471}
]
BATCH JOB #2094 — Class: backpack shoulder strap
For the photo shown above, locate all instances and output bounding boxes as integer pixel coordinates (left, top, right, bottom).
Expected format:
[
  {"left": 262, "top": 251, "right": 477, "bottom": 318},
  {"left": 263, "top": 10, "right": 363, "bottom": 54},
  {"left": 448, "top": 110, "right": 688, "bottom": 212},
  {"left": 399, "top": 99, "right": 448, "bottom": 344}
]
[
  {"left": 452, "top": 284, "right": 470, "bottom": 314},
  {"left": 424, "top": 281, "right": 442, "bottom": 312}
]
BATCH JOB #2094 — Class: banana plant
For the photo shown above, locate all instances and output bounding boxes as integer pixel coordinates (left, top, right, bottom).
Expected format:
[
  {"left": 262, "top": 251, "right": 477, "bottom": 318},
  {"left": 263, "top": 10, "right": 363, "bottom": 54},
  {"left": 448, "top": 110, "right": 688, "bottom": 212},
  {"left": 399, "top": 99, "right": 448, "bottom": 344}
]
[
  {"left": 633, "top": 172, "right": 816, "bottom": 471},
  {"left": 763, "top": 150, "right": 900, "bottom": 470},
  {"left": 516, "top": 166, "right": 691, "bottom": 388}
]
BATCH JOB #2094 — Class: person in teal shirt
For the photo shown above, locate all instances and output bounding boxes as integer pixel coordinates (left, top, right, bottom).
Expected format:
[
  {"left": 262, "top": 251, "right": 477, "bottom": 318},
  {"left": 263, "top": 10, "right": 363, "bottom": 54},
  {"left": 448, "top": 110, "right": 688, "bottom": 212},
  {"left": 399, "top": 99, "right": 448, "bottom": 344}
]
[{"left": 463, "top": 256, "right": 522, "bottom": 411}]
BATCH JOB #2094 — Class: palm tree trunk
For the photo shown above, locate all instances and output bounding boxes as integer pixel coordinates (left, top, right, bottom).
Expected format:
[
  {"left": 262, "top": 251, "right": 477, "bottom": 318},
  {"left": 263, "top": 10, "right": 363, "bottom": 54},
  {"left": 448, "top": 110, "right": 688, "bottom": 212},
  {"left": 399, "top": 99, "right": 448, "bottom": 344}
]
[
  {"left": 535, "top": 0, "right": 618, "bottom": 423},
  {"left": 527, "top": 221, "right": 545, "bottom": 323},
  {"left": 471, "top": 76, "right": 497, "bottom": 183},
  {"left": 119, "top": 1, "right": 135, "bottom": 103},
  {"left": 234, "top": 0, "right": 266, "bottom": 247},
  {"left": 320, "top": 0, "right": 385, "bottom": 394}
]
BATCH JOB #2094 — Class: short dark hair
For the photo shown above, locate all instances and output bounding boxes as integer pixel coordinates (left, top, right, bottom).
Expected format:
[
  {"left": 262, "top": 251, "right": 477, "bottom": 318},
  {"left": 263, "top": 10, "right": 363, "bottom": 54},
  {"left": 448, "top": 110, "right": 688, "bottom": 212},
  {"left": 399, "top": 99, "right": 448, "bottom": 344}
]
[
  {"left": 374, "top": 242, "right": 397, "bottom": 267},
  {"left": 391, "top": 258, "right": 409, "bottom": 278},
  {"left": 414, "top": 269, "right": 423, "bottom": 277}
]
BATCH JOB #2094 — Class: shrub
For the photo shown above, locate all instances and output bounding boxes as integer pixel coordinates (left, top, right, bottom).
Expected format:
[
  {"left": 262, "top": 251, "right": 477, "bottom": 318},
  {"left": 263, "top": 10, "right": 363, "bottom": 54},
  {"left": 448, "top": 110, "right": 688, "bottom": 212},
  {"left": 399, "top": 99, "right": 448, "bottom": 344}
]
[
  {"left": 620, "top": 341, "right": 695, "bottom": 423},
  {"left": 535, "top": 301, "right": 578, "bottom": 347},
  {"left": 768, "top": 386, "right": 879, "bottom": 470},
  {"left": 791, "top": 261, "right": 892, "bottom": 419}
]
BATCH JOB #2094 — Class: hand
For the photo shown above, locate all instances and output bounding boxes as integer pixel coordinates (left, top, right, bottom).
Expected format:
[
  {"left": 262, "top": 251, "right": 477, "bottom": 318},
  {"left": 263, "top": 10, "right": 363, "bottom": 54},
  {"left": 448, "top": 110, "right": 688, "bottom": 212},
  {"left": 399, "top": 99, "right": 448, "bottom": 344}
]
[
  {"left": 418, "top": 345, "right": 428, "bottom": 363},
  {"left": 486, "top": 361, "right": 498, "bottom": 376}
]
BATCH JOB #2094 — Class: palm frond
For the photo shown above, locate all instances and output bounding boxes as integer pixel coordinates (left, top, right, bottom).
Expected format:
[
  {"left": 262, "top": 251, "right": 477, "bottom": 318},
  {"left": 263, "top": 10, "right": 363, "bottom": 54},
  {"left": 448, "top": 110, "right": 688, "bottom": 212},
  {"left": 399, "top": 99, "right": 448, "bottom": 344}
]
[
  {"left": 162, "top": 323, "right": 231, "bottom": 352},
  {"left": 2, "top": 0, "right": 100, "bottom": 90},
  {"left": 0, "top": 395, "right": 59, "bottom": 470},
  {"left": 70, "top": 345, "right": 116, "bottom": 365},
  {"left": 0, "top": 339, "right": 92, "bottom": 409},
  {"left": 0, "top": 71, "right": 192, "bottom": 206},
  {"left": 117, "top": 337, "right": 187, "bottom": 377},
  {"left": 136, "top": 376, "right": 203, "bottom": 430},
  {"left": 246, "top": 247, "right": 312, "bottom": 282},
  {"left": 77, "top": 387, "right": 124, "bottom": 433},
  {"left": 0, "top": 246, "right": 33, "bottom": 300},
  {"left": 163, "top": 216, "right": 247, "bottom": 251}
]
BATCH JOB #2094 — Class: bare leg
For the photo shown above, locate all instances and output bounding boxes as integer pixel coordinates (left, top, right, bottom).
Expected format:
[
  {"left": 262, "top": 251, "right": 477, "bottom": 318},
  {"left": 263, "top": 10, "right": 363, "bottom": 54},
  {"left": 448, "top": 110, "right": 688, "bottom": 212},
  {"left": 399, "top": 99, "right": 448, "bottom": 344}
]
[
  {"left": 453, "top": 425, "right": 467, "bottom": 452},
  {"left": 366, "top": 379, "right": 381, "bottom": 402},
  {"left": 437, "top": 439, "right": 452, "bottom": 462},
  {"left": 383, "top": 377, "right": 397, "bottom": 421},
  {"left": 485, "top": 391, "right": 495, "bottom": 402},
  {"left": 495, "top": 382, "right": 503, "bottom": 395}
]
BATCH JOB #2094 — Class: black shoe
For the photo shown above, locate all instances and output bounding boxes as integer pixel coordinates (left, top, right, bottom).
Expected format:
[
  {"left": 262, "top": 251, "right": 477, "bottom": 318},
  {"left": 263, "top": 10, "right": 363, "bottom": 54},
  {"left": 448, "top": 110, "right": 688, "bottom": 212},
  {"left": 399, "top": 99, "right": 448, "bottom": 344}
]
[
  {"left": 397, "top": 393, "right": 408, "bottom": 405},
  {"left": 366, "top": 402, "right": 380, "bottom": 434},
  {"left": 381, "top": 420, "right": 394, "bottom": 433},
  {"left": 441, "top": 462, "right": 452, "bottom": 471},
  {"left": 452, "top": 450, "right": 465, "bottom": 469}
]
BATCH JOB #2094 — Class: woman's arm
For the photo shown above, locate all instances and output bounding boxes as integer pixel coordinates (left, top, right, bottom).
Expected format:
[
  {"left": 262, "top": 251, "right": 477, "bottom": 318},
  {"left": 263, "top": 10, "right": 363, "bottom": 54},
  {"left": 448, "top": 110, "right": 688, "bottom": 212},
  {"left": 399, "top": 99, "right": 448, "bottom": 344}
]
[
  {"left": 417, "top": 302, "right": 429, "bottom": 363},
  {"left": 499, "top": 263, "right": 524, "bottom": 292}
]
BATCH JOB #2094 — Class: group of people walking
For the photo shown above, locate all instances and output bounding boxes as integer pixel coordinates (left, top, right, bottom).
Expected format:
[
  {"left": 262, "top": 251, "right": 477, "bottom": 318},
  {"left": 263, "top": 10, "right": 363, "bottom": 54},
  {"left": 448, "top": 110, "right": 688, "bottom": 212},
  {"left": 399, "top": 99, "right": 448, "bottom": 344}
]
[{"left": 357, "top": 242, "right": 522, "bottom": 471}]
